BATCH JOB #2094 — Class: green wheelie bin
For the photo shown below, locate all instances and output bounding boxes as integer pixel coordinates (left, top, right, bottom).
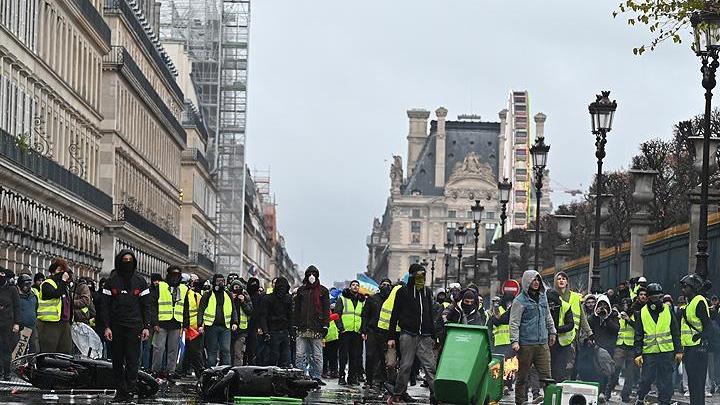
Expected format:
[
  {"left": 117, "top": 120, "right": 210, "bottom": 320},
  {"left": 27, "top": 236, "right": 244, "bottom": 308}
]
[{"left": 435, "top": 324, "right": 501, "bottom": 405}]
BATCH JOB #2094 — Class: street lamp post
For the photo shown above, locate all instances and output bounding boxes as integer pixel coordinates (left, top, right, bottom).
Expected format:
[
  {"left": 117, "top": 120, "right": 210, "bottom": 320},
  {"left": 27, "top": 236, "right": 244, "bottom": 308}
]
[
  {"left": 498, "top": 178, "right": 512, "bottom": 280},
  {"left": 454, "top": 225, "right": 468, "bottom": 284},
  {"left": 443, "top": 240, "right": 453, "bottom": 290},
  {"left": 429, "top": 244, "right": 438, "bottom": 290},
  {"left": 588, "top": 91, "right": 617, "bottom": 291},
  {"left": 471, "top": 200, "right": 484, "bottom": 274},
  {"left": 691, "top": 12, "right": 720, "bottom": 279},
  {"left": 530, "top": 136, "right": 550, "bottom": 272}
]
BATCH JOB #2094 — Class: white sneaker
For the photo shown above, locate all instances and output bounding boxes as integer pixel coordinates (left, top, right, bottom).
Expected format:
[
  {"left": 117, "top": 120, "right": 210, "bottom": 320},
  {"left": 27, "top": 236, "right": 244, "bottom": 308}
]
[
  {"left": 684, "top": 392, "right": 690, "bottom": 397},
  {"left": 706, "top": 391, "right": 713, "bottom": 397}
]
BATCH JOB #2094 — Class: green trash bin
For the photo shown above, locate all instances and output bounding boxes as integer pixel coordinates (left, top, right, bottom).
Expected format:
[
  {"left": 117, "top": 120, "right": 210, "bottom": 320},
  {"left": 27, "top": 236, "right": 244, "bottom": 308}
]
[{"left": 435, "top": 324, "right": 491, "bottom": 404}]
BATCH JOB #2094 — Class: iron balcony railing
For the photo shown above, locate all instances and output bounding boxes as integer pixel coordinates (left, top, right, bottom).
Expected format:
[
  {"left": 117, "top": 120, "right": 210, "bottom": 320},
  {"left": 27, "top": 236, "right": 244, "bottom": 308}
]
[
  {"left": 103, "top": 0, "right": 183, "bottom": 102},
  {"left": 0, "top": 128, "right": 113, "bottom": 214},
  {"left": 104, "top": 47, "right": 187, "bottom": 144},
  {"left": 181, "top": 107, "right": 209, "bottom": 143},
  {"left": 73, "top": 0, "right": 111, "bottom": 46},
  {"left": 189, "top": 251, "right": 215, "bottom": 272},
  {"left": 113, "top": 204, "right": 188, "bottom": 257},
  {"left": 182, "top": 148, "right": 209, "bottom": 173}
]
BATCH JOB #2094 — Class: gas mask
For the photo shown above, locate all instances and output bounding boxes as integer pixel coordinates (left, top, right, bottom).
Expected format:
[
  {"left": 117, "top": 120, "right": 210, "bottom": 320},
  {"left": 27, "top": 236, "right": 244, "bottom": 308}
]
[
  {"left": 214, "top": 280, "right": 225, "bottom": 292},
  {"left": 308, "top": 274, "right": 316, "bottom": 285},
  {"left": 649, "top": 295, "right": 663, "bottom": 311}
]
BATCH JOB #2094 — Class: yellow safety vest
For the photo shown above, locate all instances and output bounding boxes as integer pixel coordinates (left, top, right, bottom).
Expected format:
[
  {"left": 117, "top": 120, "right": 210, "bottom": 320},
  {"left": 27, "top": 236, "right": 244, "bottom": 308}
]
[
  {"left": 630, "top": 285, "right": 639, "bottom": 300},
  {"left": 564, "top": 291, "right": 582, "bottom": 333},
  {"left": 340, "top": 296, "right": 363, "bottom": 333},
  {"left": 681, "top": 294, "right": 709, "bottom": 347},
  {"left": 187, "top": 290, "right": 201, "bottom": 328},
  {"left": 37, "top": 279, "right": 62, "bottom": 322},
  {"left": 558, "top": 300, "right": 576, "bottom": 347},
  {"left": 325, "top": 319, "right": 339, "bottom": 342},
  {"left": 616, "top": 315, "right": 635, "bottom": 347},
  {"left": 493, "top": 306, "right": 510, "bottom": 346},
  {"left": 641, "top": 305, "right": 674, "bottom": 354},
  {"left": 203, "top": 291, "right": 233, "bottom": 327},
  {"left": 157, "top": 281, "right": 188, "bottom": 323},
  {"left": 238, "top": 305, "right": 249, "bottom": 330},
  {"left": 377, "top": 285, "right": 401, "bottom": 332}
]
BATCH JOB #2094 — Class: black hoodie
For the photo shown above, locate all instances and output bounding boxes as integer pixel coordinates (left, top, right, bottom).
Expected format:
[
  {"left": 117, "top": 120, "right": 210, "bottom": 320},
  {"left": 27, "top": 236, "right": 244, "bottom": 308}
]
[
  {"left": 388, "top": 273, "right": 435, "bottom": 339},
  {"left": 361, "top": 287, "right": 390, "bottom": 334},
  {"left": 101, "top": 250, "right": 151, "bottom": 330},
  {"left": 259, "top": 277, "right": 293, "bottom": 333}
]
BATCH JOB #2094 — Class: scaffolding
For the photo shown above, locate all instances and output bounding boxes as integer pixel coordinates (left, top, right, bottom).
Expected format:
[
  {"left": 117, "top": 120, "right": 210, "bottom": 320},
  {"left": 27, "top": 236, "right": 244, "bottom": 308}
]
[{"left": 159, "top": 0, "right": 250, "bottom": 274}]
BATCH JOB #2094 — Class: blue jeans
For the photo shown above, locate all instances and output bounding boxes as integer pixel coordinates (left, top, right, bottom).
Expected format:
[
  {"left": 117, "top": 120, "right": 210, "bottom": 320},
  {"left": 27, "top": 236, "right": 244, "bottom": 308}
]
[
  {"left": 205, "top": 326, "right": 231, "bottom": 366},
  {"left": 268, "top": 331, "right": 291, "bottom": 368},
  {"left": 296, "top": 337, "right": 323, "bottom": 380},
  {"left": 140, "top": 338, "right": 151, "bottom": 370}
]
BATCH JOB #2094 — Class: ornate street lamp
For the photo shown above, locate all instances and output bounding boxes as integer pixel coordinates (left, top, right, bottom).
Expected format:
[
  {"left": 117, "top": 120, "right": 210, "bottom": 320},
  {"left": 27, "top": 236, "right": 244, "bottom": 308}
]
[
  {"left": 530, "top": 136, "right": 550, "bottom": 272},
  {"left": 454, "top": 225, "right": 467, "bottom": 284},
  {"left": 588, "top": 91, "right": 617, "bottom": 292},
  {"left": 429, "top": 244, "right": 438, "bottom": 290},
  {"left": 470, "top": 200, "right": 484, "bottom": 274},
  {"left": 498, "top": 178, "right": 512, "bottom": 281},
  {"left": 443, "top": 240, "right": 453, "bottom": 290}
]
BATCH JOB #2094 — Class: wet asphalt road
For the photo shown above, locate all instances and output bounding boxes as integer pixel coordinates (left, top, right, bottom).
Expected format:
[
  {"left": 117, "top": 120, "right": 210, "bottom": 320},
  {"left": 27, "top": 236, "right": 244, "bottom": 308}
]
[{"left": 4, "top": 375, "right": 720, "bottom": 404}]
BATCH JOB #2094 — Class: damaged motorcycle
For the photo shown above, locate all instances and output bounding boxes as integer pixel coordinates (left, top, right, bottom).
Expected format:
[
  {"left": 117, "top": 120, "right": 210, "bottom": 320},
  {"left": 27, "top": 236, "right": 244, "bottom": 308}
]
[{"left": 198, "top": 366, "right": 319, "bottom": 402}]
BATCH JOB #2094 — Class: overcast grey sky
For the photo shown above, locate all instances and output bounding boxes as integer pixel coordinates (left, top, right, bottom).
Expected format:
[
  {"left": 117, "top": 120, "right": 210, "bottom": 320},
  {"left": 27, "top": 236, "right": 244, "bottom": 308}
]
[{"left": 245, "top": 0, "right": 700, "bottom": 286}]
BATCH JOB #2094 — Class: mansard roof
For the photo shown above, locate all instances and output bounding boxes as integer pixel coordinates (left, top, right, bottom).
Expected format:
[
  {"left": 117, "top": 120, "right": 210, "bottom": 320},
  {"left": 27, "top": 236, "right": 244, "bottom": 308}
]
[{"left": 403, "top": 120, "right": 501, "bottom": 196}]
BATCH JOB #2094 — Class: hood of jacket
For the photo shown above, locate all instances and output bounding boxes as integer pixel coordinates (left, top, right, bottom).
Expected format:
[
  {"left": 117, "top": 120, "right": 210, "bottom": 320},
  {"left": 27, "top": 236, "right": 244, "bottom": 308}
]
[
  {"left": 521, "top": 270, "right": 545, "bottom": 294},
  {"left": 273, "top": 277, "right": 290, "bottom": 296},
  {"left": 593, "top": 293, "right": 612, "bottom": 317},
  {"left": 114, "top": 249, "right": 137, "bottom": 272}
]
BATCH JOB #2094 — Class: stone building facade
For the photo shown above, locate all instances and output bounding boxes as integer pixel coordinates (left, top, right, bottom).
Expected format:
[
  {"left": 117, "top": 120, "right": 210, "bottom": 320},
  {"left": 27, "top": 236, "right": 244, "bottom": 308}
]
[{"left": 367, "top": 98, "right": 551, "bottom": 288}]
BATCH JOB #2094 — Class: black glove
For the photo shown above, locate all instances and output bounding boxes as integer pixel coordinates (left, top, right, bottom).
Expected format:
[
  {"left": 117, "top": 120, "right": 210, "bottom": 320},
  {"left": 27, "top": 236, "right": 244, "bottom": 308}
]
[
  {"left": 322, "top": 327, "right": 329, "bottom": 338},
  {"left": 263, "top": 333, "right": 271, "bottom": 343}
]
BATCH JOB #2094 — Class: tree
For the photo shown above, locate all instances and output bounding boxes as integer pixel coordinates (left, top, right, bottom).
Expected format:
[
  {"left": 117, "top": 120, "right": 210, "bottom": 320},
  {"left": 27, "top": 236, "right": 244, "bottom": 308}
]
[{"left": 612, "top": 0, "right": 716, "bottom": 54}]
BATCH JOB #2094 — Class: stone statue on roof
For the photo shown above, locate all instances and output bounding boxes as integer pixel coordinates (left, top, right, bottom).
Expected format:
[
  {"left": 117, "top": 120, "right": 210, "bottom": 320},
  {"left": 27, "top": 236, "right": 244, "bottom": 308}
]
[{"left": 390, "top": 155, "right": 403, "bottom": 195}]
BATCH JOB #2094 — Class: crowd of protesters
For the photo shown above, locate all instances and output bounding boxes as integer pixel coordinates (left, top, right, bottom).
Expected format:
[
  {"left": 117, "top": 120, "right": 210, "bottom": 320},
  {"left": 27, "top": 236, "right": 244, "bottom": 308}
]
[{"left": 2, "top": 250, "right": 720, "bottom": 405}]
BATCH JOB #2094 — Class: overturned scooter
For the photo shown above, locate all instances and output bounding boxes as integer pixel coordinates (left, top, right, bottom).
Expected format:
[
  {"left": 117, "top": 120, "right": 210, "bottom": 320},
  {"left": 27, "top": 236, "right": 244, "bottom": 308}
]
[
  {"left": 12, "top": 353, "right": 159, "bottom": 398},
  {"left": 198, "top": 366, "right": 319, "bottom": 402}
]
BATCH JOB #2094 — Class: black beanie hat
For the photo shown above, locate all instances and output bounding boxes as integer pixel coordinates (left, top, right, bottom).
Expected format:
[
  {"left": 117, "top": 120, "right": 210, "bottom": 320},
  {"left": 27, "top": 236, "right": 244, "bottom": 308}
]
[
  {"left": 409, "top": 263, "right": 425, "bottom": 274},
  {"left": 151, "top": 273, "right": 163, "bottom": 282}
]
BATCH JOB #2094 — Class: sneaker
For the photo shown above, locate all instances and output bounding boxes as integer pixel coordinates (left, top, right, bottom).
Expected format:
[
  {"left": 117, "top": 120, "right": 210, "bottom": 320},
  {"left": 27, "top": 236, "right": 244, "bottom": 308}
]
[
  {"left": 338, "top": 376, "right": 347, "bottom": 385},
  {"left": 684, "top": 392, "right": 690, "bottom": 397},
  {"left": 707, "top": 391, "right": 713, "bottom": 397},
  {"left": 313, "top": 378, "right": 326, "bottom": 387},
  {"left": 531, "top": 395, "right": 544, "bottom": 404}
]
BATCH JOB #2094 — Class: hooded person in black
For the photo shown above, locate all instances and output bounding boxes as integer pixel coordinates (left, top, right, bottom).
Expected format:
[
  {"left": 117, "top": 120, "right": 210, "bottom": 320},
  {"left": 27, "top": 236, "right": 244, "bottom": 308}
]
[
  {"left": 259, "top": 276, "right": 292, "bottom": 367},
  {"left": 445, "top": 289, "right": 486, "bottom": 326},
  {"left": 361, "top": 278, "right": 392, "bottom": 389},
  {"left": 0, "top": 267, "right": 19, "bottom": 380},
  {"left": 387, "top": 263, "right": 437, "bottom": 404},
  {"left": 245, "top": 277, "right": 266, "bottom": 365},
  {"left": 101, "top": 249, "right": 152, "bottom": 402},
  {"left": 334, "top": 279, "right": 366, "bottom": 385}
]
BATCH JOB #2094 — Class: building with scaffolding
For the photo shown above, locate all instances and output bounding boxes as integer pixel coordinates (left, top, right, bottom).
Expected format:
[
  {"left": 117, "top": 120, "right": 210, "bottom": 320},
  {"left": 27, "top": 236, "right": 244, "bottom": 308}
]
[{"left": 159, "top": 0, "right": 250, "bottom": 275}]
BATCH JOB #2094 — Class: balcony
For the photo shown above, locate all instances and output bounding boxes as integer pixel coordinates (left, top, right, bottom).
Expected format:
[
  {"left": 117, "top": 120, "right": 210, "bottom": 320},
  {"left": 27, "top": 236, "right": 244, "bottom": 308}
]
[
  {"left": 181, "top": 107, "right": 209, "bottom": 143},
  {"left": 189, "top": 251, "right": 215, "bottom": 272},
  {"left": 0, "top": 128, "right": 112, "bottom": 214},
  {"left": 182, "top": 148, "right": 209, "bottom": 173},
  {"left": 103, "top": 0, "right": 183, "bottom": 101},
  {"left": 113, "top": 204, "right": 188, "bottom": 256},
  {"left": 104, "top": 47, "right": 187, "bottom": 144},
  {"left": 73, "top": 0, "right": 111, "bottom": 46}
]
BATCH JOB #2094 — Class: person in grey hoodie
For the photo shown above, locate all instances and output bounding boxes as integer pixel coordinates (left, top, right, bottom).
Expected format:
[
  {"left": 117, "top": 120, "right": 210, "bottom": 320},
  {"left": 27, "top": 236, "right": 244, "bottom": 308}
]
[{"left": 509, "top": 270, "right": 557, "bottom": 405}]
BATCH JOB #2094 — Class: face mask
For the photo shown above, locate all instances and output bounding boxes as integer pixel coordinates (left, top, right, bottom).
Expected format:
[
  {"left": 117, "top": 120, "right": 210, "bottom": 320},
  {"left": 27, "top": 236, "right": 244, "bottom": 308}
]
[
  {"left": 119, "top": 261, "right": 134, "bottom": 275},
  {"left": 461, "top": 303, "right": 474, "bottom": 313},
  {"left": 381, "top": 285, "right": 392, "bottom": 296},
  {"left": 21, "top": 284, "right": 31, "bottom": 293},
  {"left": 414, "top": 273, "right": 425, "bottom": 289},
  {"left": 308, "top": 275, "right": 316, "bottom": 284},
  {"left": 168, "top": 274, "right": 181, "bottom": 286},
  {"left": 214, "top": 281, "right": 224, "bottom": 291}
]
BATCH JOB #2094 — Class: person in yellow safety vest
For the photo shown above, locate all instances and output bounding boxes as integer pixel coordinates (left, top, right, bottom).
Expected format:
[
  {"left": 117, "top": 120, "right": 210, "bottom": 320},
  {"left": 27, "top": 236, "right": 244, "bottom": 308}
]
[
  {"left": 334, "top": 279, "right": 365, "bottom": 386},
  {"left": 72, "top": 277, "right": 96, "bottom": 326},
  {"left": 377, "top": 282, "right": 401, "bottom": 387},
  {"left": 198, "top": 274, "right": 238, "bottom": 367},
  {"left": 553, "top": 272, "right": 594, "bottom": 345},
  {"left": 322, "top": 310, "right": 341, "bottom": 379},
  {"left": 181, "top": 276, "right": 206, "bottom": 378},
  {"left": 606, "top": 297, "right": 638, "bottom": 402},
  {"left": 37, "top": 258, "right": 73, "bottom": 354},
  {"left": 679, "top": 274, "right": 712, "bottom": 405},
  {"left": 229, "top": 279, "right": 253, "bottom": 366},
  {"left": 150, "top": 265, "right": 187, "bottom": 379},
  {"left": 32, "top": 273, "right": 44, "bottom": 298},
  {"left": 547, "top": 289, "right": 575, "bottom": 383},
  {"left": 488, "top": 294, "right": 512, "bottom": 357},
  {"left": 633, "top": 282, "right": 682, "bottom": 405},
  {"left": 360, "top": 278, "right": 394, "bottom": 389}
]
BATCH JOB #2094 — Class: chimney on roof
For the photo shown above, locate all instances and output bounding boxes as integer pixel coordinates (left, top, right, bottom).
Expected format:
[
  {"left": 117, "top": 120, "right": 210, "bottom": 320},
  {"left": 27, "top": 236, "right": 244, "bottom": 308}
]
[
  {"left": 534, "top": 113, "right": 547, "bottom": 140},
  {"left": 406, "top": 109, "right": 430, "bottom": 175},
  {"left": 434, "top": 107, "right": 448, "bottom": 188}
]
